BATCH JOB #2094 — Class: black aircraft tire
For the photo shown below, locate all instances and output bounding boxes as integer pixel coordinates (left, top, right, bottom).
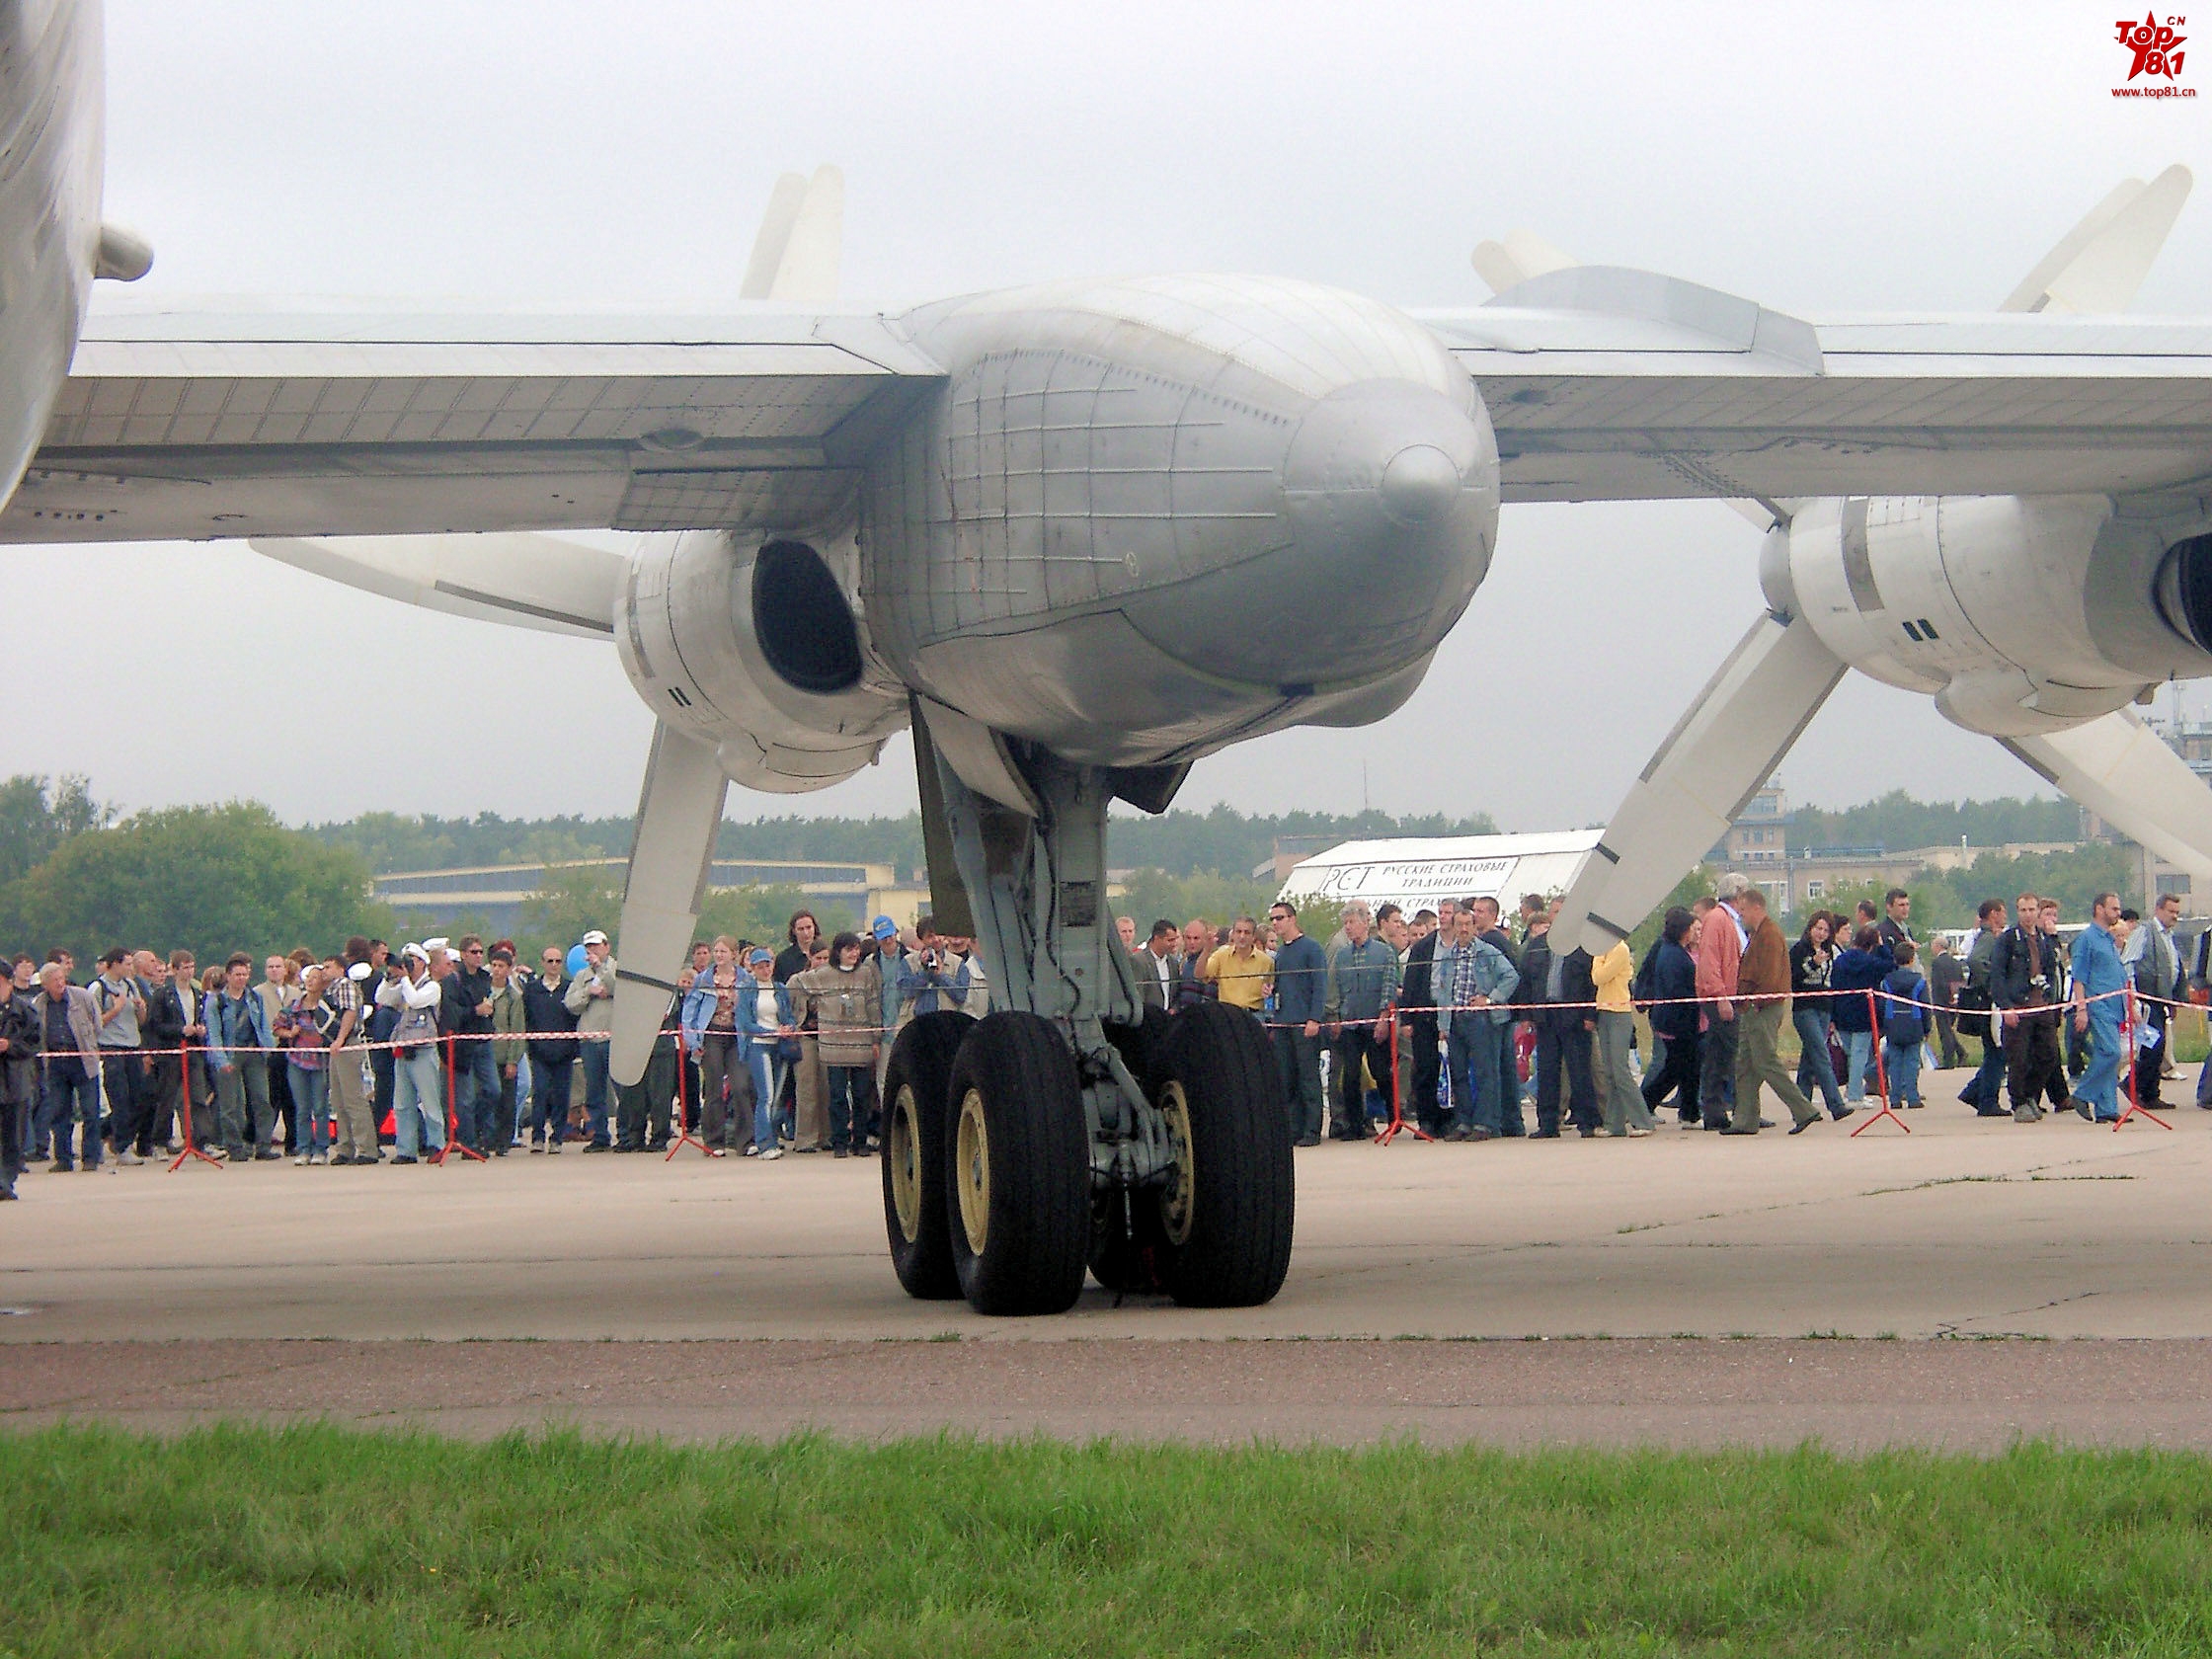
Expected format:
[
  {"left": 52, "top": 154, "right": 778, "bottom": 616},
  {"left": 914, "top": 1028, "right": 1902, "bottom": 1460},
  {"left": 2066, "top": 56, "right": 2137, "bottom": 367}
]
[
  {"left": 946, "top": 1011, "right": 1090, "bottom": 1316},
  {"left": 880, "top": 1011, "right": 973, "bottom": 1300},
  {"left": 1157, "top": 1000, "right": 1295, "bottom": 1308}
]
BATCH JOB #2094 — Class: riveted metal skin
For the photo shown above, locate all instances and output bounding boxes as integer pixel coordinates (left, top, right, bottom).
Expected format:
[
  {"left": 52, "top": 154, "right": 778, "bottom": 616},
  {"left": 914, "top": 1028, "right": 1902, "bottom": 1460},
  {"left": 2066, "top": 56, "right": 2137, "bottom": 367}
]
[{"left": 856, "top": 275, "right": 1499, "bottom": 769}]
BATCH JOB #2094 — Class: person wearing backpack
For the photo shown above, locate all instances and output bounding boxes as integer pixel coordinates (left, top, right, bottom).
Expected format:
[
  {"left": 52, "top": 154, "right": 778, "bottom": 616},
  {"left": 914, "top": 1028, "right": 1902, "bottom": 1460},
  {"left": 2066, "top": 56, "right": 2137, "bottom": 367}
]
[
  {"left": 1878, "top": 941, "right": 1932, "bottom": 1112},
  {"left": 1828, "top": 927, "right": 1896, "bottom": 1108}
]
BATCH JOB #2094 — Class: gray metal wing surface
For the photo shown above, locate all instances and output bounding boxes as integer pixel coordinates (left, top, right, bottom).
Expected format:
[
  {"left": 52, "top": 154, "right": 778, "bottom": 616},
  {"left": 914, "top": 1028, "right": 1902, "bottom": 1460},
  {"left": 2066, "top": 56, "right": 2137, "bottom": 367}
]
[
  {"left": 0, "top": 301, "right": 944, "bottom": 543},
  {"left": 1426, "top": 265, "right": 2212, "bottom": 504}
]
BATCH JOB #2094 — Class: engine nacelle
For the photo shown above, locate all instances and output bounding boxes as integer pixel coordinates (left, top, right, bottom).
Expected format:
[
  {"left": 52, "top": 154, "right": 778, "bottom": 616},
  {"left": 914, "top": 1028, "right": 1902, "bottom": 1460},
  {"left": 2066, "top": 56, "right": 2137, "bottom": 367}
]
[
  {"left": 614, "top": 527, "right": 909, "bottom": 792},
  {"left": 1762, "top": 494, "right": 2212, "bottom": 738}
]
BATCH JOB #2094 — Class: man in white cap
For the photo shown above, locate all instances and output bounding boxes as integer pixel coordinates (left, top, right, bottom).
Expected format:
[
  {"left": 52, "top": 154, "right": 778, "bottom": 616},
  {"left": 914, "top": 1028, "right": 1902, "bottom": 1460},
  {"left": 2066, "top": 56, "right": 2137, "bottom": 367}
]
[
  {"left": 564, "top": 929, "right": 617, "bottom": 1150},
  {"left": 373, "top": 944, "right": 446, "bottom": 1162}
]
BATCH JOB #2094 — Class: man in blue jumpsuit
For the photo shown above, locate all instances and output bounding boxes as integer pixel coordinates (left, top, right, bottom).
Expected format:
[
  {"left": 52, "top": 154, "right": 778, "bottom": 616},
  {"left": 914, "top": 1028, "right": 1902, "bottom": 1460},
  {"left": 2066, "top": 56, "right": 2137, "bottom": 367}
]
[{"left": 2069, "top": 891, "right": 2128, "bottom": 1124}]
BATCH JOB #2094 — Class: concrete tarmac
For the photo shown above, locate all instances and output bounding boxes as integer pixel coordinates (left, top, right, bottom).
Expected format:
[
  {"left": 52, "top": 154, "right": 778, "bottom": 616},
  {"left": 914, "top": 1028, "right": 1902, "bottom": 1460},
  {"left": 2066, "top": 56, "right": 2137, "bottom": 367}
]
[
  {"left": 3, "top": 1091, "right": 2207, "bottom": 1344},
  {"left": 6, "top": 1080, "right": 2212, "bottom": 1448}
]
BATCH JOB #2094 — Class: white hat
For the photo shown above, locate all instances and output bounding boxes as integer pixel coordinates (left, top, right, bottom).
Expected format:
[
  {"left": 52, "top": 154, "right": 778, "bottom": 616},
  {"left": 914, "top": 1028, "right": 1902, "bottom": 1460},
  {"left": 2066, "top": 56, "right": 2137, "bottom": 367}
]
[
  {"left": 580, "top": 929, "right": 610, "bottom": 947},
  {"left": 423, "top": 936, "right": 450, "bottom": 954},
  {"left": 348, "top": 961, "right": 374, "bottom": 982},
  {"left": 401, "top": 942, "right": 431, "bottom": 963}
]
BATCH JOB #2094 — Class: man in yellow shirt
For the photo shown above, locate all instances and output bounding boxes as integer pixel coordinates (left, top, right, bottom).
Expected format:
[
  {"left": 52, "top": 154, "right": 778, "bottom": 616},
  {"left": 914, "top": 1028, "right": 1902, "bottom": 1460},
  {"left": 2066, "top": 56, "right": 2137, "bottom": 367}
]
[{"left": 1204, "top": 915, "right": 1275, "bottom": 1014}]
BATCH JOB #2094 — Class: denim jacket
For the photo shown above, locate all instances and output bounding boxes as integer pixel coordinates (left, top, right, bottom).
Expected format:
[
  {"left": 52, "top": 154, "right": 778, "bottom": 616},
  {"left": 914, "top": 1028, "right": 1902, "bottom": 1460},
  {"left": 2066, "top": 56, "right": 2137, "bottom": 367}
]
[
  {"left": 734, "top": 977, "right": 793, "bottom": 1059},
  {"left": 204, "top": 986, "right": 272, "bottom": 1070},
  {"left": 1433, "top": 936, "right": 1520, "bottom": 1025}
]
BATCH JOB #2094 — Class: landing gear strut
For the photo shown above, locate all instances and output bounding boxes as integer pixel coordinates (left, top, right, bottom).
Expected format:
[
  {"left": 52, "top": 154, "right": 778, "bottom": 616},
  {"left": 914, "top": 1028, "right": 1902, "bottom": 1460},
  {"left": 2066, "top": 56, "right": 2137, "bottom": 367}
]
[{"left": 876, "top": 720, "right": 1294, "bottom": 1315}]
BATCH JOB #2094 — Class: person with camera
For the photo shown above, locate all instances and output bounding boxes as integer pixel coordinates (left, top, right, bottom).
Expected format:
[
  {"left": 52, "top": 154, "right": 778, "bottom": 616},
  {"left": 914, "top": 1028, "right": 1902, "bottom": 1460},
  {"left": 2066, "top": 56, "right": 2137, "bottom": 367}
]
[
  {"left": 326, "top": 941, "right": 377, "bottom": 1165},
  {"left": 897, "top": 915, "right": 970, "bottom": 1028},
  {"left": 1990, "top": 892, "right": 2059, "bottom": 1123},
  {"left": 272, "top": 963, "right": 340, "bottom": 1164},
  {"left": 375, "top": 943, "right": 447, "bottom": 1162}
]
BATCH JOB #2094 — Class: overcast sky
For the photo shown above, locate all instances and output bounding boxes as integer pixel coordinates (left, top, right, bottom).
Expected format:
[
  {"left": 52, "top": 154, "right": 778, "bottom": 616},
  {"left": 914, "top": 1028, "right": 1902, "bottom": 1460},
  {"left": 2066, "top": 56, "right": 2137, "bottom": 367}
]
[{"left": 15, "top": 0, "right": 2211, "bottom": 831}]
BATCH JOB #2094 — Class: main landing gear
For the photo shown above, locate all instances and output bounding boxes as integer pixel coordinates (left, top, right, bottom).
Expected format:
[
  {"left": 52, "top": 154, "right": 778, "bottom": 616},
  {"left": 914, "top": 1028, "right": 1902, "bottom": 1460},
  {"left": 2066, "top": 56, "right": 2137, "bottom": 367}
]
[{"left": 881, "top": 722, "right": 1295, "bottom": 1316}]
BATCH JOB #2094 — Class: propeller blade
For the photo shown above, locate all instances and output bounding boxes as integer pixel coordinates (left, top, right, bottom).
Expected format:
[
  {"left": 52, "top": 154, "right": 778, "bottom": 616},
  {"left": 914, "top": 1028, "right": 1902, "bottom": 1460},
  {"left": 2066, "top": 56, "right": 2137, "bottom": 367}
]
[
  {"left": 740, "top": 171, "right": 810, "bottom": 301},
  {"left": 1470, "top": 228, "right": 1576, "bottom": 297},
  {"left": 1551, "top": 609, "right": 1848, "bottom": 956},
  {"left": 249, "top": 532, "right": 623, "bottom": 639},
  {"left": 2000, "top": 164, "right": 2192, "bottom": 314},
  {"left": 609, "top": 721, "right": 730, "bottom": 1086},
  {"left": 2002, "top": 706, "right": 2212, "bottom": 881},
  {"left": 769, "top": 164, "right": 842, "bottom": 304}
]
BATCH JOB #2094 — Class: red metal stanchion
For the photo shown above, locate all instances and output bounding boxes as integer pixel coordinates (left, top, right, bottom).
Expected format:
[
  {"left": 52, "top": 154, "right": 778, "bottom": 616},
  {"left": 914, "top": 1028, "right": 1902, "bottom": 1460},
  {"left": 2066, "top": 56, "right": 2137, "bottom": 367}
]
[
  {"left": 166, "top": 1046, "right": 222, "bottom": 1172},
  {"left": 431, "top": 1034, "right": 488, "bottom": 1164},
  {"left": 1849, "top": 988, "right": 1911, "bottom": 1137},
  {"left": 2113, "top": 986, "right": 2172, "bottom": 1132},
  {"left": 1374, "top": 1010, "right": 1431, "bottom": 1146},
  {"left": 666, "top": 1027, "right": 711, "bottom": 1159}
]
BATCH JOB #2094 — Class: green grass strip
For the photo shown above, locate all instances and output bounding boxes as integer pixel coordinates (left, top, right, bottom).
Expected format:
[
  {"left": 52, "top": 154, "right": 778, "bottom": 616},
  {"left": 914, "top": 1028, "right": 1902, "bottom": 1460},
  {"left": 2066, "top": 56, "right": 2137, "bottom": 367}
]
[{"left": 5, "top": 1425, "right": 2212, "bottom": 1655}]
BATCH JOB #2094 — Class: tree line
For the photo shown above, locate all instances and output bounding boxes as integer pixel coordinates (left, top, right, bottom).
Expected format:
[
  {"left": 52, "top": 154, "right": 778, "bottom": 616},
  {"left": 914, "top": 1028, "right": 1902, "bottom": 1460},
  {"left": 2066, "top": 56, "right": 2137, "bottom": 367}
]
[{"left": 0, "top": 771, "right": 2141, "bottom": 974}]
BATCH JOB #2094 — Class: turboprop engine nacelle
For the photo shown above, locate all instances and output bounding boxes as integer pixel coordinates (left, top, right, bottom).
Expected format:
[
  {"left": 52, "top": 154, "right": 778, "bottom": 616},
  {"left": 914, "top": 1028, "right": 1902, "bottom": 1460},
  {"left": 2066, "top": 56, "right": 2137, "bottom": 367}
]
[
  {"left": 1760, "top": 494, "right": 2212, "bottom": 738},
  {"left": 614, "top": 528, "right": 909, "bottom": 792}
]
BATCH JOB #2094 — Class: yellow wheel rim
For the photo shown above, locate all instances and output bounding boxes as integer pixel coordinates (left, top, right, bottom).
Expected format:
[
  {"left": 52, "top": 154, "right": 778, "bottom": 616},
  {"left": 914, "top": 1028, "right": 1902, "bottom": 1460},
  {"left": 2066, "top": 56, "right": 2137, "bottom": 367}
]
[
  {"left": 955, "top": 1087, "right": 990, "bottom": 1255},
  {"left": 1159, "top": 1079, "right": 1195, "bottom": 1247},
  {"left": 890, "top": 1084, "right": 922, "bottom": 1242}
]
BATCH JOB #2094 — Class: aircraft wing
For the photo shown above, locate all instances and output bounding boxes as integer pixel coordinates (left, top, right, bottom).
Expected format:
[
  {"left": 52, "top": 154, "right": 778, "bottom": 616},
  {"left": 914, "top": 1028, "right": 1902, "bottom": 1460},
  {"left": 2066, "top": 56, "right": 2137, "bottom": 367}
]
[
  {"left": 1425, "top": 265, "right": 2212, "bottom": 504},
  {"left": 0, "top": 301, "right": 945, "bottom": 543},
  {"left": 12, "top": 271, "right": 2212, "bottom": 545}
]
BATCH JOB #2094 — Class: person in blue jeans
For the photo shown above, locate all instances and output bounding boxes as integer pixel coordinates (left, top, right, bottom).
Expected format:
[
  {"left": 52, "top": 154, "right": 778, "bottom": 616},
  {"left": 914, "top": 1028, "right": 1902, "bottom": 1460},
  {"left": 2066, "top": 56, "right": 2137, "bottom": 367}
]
[
  {"left": 273, "top": 967, "right": 340, "bottom": 1163},
  {"left": 1877, "top": 941, "right": 1931, "bottom": 1111},
  {"left": 34, "top": 965, "right": 103, "bottom": 1171},
  {"left": 734, "top": 948, "right": 790, "bottom": 1159},
  {"left": 1788, "top": 912, "right": 1851, "bottom": 1120},
  {"left": 375, "top": 945, "right": 448, "bottom": 1162},
  {"left": 1434, "top": 910, "right": 1519, "bottom": 1140},
  {"left": 522, "top": 947, "right": 580, "bottom": 1150},
  {"left": 1828, "top": 927, "right": 1895, "bottom": 1106},
  {"left": 565, "top": 932, "right": 618, "bottom": 1149}
]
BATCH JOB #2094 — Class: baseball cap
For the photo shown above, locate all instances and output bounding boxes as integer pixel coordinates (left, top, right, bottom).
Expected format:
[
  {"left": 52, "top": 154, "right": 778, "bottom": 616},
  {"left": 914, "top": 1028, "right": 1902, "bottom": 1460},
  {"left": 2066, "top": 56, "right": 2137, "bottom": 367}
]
[
  {"left": 580, "top": 929, "right": 610, "bottom": 947},
  {"left": 870, "top": 915, "right": 899, "bottom": 941},
  {"left": 401, "top": 942, "right": 430, "bottom": 964},
  {"left": 747, "top": 946, "right": 772, "bottom": 967}
]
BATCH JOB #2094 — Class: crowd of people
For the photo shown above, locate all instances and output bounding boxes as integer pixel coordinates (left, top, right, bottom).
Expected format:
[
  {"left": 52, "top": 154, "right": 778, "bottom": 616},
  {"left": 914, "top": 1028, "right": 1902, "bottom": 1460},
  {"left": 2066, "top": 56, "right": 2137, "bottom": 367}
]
[
  {"left": 0, "top": 876, "right": 2192, "bottom": 1201},
  {"left": 1126, "top": 875, "right": 2198, "bottom": 1146},
  {"left": 0, "top": 909, "right": 989, "bottom": 1199}
]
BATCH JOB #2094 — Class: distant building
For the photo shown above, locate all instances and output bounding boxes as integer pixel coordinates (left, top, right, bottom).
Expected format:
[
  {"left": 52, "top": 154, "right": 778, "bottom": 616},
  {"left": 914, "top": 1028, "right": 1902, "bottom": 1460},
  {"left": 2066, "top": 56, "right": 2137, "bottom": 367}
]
[{"left": 1724, "top": 785, "right": 1792, "bottom": 865}]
